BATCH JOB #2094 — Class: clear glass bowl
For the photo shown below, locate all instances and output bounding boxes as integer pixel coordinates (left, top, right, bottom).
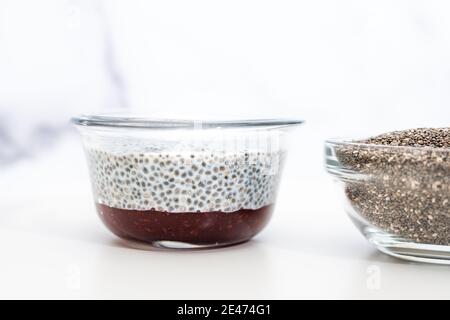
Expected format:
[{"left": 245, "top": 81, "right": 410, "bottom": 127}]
[
  {"left": 326, "top": 139, "right": 450, "bottom": 264},
  {"left": 72, "top": 113, "right": 302, "bottom": 249}
]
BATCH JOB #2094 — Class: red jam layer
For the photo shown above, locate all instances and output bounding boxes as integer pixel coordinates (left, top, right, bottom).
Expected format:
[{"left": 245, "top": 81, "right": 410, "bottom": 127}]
[{"left": 96, "top": 204, "right": 274, "bottom": 246}]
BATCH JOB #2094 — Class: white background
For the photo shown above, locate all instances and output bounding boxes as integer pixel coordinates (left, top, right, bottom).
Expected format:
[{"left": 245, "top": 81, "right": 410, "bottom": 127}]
[{"left": 1, "top": 0, "right": 450, "bottom": 299}]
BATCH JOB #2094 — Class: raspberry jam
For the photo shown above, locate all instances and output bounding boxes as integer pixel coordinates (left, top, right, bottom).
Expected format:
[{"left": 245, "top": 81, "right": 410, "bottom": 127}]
[{"left": 97, "top": 204, "right": 274, "bottom": 246}]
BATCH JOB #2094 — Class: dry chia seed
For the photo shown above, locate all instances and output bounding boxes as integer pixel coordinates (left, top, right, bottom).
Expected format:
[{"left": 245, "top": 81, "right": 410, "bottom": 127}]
[{"left": 335, "top": 128, "right": 450, "bottom": 245}]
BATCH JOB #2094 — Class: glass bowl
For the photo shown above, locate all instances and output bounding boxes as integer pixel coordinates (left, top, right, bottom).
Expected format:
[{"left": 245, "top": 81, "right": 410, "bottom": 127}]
[
  {"left": 72, "top": 113, "right": 302, "bottom": 249},
  {"left": 326, "top": 138, "right": 450, "bottom": 264}
]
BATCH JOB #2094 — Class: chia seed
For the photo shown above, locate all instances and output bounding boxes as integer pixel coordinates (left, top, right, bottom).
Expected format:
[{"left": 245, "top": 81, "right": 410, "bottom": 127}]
[
  {"left": 334, "top": 128, "right": 450, "bottom": 245},
  {"left": 86, "top": 147, "right": 285, "bottom": 213}
]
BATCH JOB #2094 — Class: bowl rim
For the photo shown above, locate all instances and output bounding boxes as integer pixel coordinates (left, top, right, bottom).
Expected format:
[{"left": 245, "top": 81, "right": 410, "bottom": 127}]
[
  {"left": 325, "top": 137, "right": 450, "bottom": 152},
  {"left": 71, "top": 113, "right": 304, "bottom": 130}
]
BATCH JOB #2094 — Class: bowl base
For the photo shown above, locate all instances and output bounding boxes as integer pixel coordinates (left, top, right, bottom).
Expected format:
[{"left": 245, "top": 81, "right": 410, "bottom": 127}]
[
  {"left": 363, "top": 225, "right": 450, "bottom": 265},
  {"left": 348, "top": 214, "right": 450, "bottom": 264},
  {"left": 118, "top": 238, "right": 249, "bottom": 251}
]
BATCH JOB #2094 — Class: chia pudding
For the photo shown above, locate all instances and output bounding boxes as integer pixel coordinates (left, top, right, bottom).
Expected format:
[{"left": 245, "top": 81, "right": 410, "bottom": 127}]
[
  {"left": 86, "top": 146, "right": 284, "bottom": 246},
  {"left": 332, "top": 128, "right": 450, "bottom": 246}
]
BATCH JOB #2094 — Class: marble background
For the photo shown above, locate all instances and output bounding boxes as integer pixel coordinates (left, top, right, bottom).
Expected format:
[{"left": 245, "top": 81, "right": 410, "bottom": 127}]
[{"left": 1, "top": 0, "right": 450, "bottom": 166}]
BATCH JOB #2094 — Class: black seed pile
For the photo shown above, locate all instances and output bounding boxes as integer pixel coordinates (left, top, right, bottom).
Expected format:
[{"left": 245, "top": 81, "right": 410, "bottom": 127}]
[
  {"left": 335, "top": 128, "right": 450, "bottom": 245},
  {"left": 86, "top": 148, "right": 284, "bottom": 213}
]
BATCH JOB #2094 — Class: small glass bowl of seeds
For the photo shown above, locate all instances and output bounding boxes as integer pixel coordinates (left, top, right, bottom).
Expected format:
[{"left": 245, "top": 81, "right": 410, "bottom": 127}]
[
  {"left": 72, "top": 113, "right": 302, "bottom": 249},
  {"left": 326, "top": 128, "right": 450, "bottom": 264}
]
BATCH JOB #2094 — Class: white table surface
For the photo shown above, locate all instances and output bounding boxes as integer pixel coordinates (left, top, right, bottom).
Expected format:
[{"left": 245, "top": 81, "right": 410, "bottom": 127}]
[{"left": 1, "top": 134, "right": 449, "bottom": 300}]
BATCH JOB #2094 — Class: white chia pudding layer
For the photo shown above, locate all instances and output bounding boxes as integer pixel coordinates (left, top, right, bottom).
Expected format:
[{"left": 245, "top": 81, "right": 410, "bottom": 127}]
[{"left": 86, "top": 147, "right": 285, "bottom": 212}]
